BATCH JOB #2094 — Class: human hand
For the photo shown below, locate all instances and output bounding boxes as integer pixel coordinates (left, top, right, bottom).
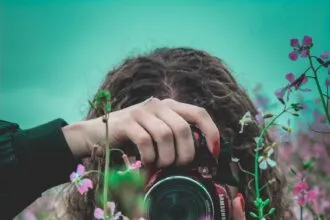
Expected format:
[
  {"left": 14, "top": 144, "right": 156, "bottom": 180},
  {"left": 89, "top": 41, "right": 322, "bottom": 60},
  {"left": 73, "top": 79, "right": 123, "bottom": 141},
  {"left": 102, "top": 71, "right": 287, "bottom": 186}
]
[{"left": 83, "top": 97, "right": 220, "bottom": 167}]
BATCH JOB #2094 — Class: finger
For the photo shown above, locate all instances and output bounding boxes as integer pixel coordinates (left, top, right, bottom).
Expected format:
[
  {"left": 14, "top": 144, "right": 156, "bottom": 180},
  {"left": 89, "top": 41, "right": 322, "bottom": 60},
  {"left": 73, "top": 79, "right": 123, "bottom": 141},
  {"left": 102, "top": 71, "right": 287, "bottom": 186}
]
[
  {"left": 132, "top": 108, "right": 176, "bottom": 168},
  {"left": 232, "top": 193, "right": 246, "bottom": 220},
  {"left": 154, "top": 107, "right": 195, "bottom": 165},
  {"left": 123, "top": 122, "right": 156, "bottom": 164},
  {"left": 162, "top": 99, "right": 220, "bottom": 157}
]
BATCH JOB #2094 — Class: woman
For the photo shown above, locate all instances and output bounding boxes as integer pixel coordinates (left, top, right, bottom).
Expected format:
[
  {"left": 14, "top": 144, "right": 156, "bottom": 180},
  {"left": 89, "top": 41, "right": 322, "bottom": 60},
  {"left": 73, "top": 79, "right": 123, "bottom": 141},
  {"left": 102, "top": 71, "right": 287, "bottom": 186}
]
[{"left": 58, "top": 47, "right": 287, "bottom": 220}]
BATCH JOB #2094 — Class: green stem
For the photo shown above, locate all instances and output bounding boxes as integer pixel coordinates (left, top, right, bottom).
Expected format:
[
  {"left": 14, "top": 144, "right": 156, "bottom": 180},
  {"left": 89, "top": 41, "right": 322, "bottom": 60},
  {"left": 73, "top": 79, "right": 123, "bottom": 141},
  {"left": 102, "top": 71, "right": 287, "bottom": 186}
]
[
  {"left": 83, "top": 170, "right": 104, "bottom": 177},
  {"left": 308, "top": 54, "right": 330, "bottom": 124},
  {"left": 103, "top": 115, "right": 111, "bottom": 218},
  {"left": 254, "top": 108, "right": 287, "bottom": 219},
  {"left": 300, "top": 206, "right": 303, "bottom": 220}
]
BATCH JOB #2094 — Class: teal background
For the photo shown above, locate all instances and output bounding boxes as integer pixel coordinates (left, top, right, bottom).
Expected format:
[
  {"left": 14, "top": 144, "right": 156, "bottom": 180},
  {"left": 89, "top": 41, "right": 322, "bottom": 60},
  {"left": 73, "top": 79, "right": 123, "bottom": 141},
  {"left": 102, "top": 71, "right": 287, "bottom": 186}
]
[{"left": 1, "top": 0, "right": 330, "bottom": 128}]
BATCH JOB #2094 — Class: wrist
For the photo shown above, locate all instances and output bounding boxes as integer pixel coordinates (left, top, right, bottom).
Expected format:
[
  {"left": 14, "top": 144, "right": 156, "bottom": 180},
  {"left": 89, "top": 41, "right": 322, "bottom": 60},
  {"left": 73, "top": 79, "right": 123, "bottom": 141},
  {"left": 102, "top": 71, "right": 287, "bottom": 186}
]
[{"left": 62, "top": 120, "right": 91, "bottom": 159}]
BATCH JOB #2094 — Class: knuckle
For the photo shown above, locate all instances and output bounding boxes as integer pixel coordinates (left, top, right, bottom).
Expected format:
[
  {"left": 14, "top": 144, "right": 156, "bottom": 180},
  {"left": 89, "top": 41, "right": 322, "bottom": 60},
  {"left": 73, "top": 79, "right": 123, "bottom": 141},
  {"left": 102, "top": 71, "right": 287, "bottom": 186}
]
[
  {"left": 162, "top": 98, "right": 175, "bottom": 105},
  {"left": 158, "top": 155, "right": 175, "bottom": 167},
  {"left": 196, "top": 107, "right": 208, "bottom": 118},
  {"left": 175, "top": 122, "right": 191, "bottom": 136},
  {"left": 148, "top": 97, "right": 160, "bottom": 105},
  {"left": 135, "top": 133, "right": 152, "bottom": 146},
  {"left": 130, "top": 107, "right": 144, "bottom": 118},
  {"left": 177, "top": 154, "right": 194, "bottom": 165},
  {"left": 155, "top": 126, "right": 173, "bottom": 141}
]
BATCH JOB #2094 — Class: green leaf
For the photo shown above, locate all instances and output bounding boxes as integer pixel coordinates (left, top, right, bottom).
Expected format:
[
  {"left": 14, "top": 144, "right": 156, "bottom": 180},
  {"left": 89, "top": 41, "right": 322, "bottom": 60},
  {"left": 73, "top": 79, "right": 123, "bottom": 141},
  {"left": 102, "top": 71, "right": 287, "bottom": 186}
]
[
  {"left": 268, "top": 207, "right": 276, "bottom": 215},
  {"left": 262, "top": 198, "right": 270, "bottom": 207},
  {"left": 88, "top": 100, "right": 96, "bottom": 109},
  {"left": 249, "top": 212, "right": 258, "bottom": 218}
]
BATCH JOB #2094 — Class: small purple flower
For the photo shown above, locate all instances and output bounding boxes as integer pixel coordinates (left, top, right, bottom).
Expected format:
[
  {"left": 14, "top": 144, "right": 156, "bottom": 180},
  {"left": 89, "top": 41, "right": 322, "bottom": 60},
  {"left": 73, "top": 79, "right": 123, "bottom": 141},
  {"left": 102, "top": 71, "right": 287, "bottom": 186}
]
[
  {"left": 288, "top": 36, "right": 313, "bottom": 61},
  {"left": 70, "top": 164, "right": 93, "bottom": 195},
  {"left": 290, "top": 38, "right": 299, "bottom": 47},
  {"left": 285, "top": 73, "right": 310, "bottom": 91},
  {"left": 302, "top": 35, "right": 313, "bottom": 47},
  {"left": 289, "top": 51, "right": 299, "bottom": 61},
  {"left": 320, "top": 51, "right": 330, "bottom": 60}
]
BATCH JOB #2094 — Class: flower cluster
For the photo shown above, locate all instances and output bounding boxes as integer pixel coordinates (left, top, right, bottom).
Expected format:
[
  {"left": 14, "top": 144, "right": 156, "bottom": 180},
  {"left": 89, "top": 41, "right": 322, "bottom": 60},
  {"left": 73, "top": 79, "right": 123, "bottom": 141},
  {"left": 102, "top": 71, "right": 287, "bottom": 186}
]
[
  {"left": 292, "top": 181, "right": 317, "bottom": 206},
  {"left": 70, "top": 164, "right": 93, "bottom": 195},
  {"left": 288, "top": 36, "right": 313, "bottom": 61}
]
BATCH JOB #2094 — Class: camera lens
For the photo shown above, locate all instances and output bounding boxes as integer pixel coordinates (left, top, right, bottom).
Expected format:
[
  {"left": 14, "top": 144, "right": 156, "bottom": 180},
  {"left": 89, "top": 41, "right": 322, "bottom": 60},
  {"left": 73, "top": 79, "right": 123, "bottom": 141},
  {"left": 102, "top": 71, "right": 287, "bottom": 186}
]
[{"left": 144, "top": 176, "right": 214, "bottom": 220}]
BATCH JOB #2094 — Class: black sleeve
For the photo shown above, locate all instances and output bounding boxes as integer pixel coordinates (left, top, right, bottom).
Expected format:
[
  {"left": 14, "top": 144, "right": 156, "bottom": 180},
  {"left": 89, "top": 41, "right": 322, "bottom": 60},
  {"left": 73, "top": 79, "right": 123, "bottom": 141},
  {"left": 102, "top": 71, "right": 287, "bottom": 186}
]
[{"left": 0, "top": 119, "right": 80, "bottom": 219}]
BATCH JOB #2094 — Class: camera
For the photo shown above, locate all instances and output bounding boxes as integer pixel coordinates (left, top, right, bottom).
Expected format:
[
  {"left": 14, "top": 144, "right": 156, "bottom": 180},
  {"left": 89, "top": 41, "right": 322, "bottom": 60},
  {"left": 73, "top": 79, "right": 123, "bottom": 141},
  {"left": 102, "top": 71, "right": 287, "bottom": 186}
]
[{"left": 143, "top": 126, "right": 239, "bottom": 220}]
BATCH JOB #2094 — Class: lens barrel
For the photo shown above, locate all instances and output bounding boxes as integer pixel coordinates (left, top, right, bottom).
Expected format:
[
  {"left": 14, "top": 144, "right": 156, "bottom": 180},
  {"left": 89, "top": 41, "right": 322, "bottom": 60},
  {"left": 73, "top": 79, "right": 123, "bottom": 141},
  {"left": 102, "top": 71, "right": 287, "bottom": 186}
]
[{"left": 144, "top": 175, "right": 214, "bottom": 220}]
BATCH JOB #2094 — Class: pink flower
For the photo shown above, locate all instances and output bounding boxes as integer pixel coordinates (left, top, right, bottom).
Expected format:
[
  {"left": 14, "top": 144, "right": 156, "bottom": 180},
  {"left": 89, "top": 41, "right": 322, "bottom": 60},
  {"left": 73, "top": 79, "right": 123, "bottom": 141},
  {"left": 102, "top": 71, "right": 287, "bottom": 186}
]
[
  {"left": 70, "top": 164, "right": 93, "bottom": 195},
  {"left": 302, "top": 35, "right": 313, "bottom": 47},
  {"left": 131, "top": 160, "right": 142, "bottom": 169},
  {"left": 94, "top": 202, "right": 122, "bottom": 220},
  {"left": 285, "top": 73, "right": 310, "bottom": 93},
  {"left": 288, "top": 36, "right": 313, "bottom": 61},
  {"left": 320, "top": 51, "right": 330, "bottom": 60},
  {"left": 292, "top": 181, "right": 318, "bottom": 206},
  {"left": 289, "top": 51, "right": 299, "bottom": 61},
  {"left": 293, "top": 182, "right": 308, "bottom": 195},
  {"left": 290, "top": 38, "right": 299, "bottom": 47}
]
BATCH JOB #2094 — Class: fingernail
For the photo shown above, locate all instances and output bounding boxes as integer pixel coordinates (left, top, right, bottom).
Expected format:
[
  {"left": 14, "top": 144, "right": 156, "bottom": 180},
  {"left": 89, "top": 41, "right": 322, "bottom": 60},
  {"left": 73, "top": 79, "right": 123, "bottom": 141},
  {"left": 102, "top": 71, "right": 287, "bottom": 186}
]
[
  {"left": 237, "top": 193, "right": 245, "bottom": 211},
  {"left": 212, "top": 140, "right": 220, "bottom": 158}
]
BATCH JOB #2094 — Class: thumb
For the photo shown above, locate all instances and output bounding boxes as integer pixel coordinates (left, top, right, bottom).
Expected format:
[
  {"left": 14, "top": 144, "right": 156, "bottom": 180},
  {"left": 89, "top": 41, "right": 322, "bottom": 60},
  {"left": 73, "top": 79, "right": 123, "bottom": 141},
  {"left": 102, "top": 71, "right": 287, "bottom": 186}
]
[{"left": 232, "top": 193, "right": 246, "bottom": 220}]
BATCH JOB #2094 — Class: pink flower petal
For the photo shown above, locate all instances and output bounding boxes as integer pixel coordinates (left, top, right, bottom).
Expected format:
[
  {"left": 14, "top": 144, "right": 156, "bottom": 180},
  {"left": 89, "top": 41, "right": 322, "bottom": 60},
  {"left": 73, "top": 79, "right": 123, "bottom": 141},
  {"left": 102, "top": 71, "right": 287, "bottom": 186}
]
[
  {"left": 70, "top": 172, "right": 77, "bottom": 182},
  {"left": 293, "top": 182, "right": 308, "bottom": 195},
  {"left": 301, "top": 49, "right": 308, "bottom": 57},
  {"left": 94, "top": 208, "right": 105, "bottom": 219},
  {"left": 320, "top": 51, "right": 330, "bottom": 60},
  {"left": 290, "top": 38, "right": 299, "bottom": 47},
  {"left": 302, "top": 35, "right": 313, "bottom": 47},
  {"left": 307, "top": 190, "right": 318, "bottom": 202},
  {"left": 131, "top": 161, "right": 142, "bottom": 169},
  {"left": 77, "top": 164, "right": 85, "bottom": 175},
  {"left": 286, "top": 73, "right": 295, "bottom": 83},
  {"left": 77, "top": 179, "right": 93, "bottom": 195},
  {"left": 289, "top": 51, "right": 299, "bottom": 61},
  {"left": 298, "top": 195, "right": 307, "bottom": 206},
  {"left": 83, "top": 178, "right": 93, "bottom": 189}
]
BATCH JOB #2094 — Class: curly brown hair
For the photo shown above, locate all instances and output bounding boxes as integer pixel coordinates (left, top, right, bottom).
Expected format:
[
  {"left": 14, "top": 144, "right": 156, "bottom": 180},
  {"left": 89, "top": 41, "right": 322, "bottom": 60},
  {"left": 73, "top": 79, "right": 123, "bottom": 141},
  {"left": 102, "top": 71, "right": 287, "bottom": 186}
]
[{"left": 61, "top": 47, "right": 289, "bottom": 220}]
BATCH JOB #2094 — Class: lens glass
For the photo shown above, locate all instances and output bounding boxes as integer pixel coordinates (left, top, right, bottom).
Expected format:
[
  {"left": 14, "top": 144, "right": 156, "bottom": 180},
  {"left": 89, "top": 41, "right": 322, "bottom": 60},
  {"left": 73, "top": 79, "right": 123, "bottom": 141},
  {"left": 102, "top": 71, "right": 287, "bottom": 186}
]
[{"left": 144, "top": 176, "right": 214, "bottom": 220}]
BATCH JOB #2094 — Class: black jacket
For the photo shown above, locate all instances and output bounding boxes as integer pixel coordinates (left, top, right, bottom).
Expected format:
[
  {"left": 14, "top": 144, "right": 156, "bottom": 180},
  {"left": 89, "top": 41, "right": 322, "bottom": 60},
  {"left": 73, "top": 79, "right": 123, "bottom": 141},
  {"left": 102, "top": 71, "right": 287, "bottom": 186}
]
[{"left": 0, "top": 119, "right": 79, "bottom": 219}]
